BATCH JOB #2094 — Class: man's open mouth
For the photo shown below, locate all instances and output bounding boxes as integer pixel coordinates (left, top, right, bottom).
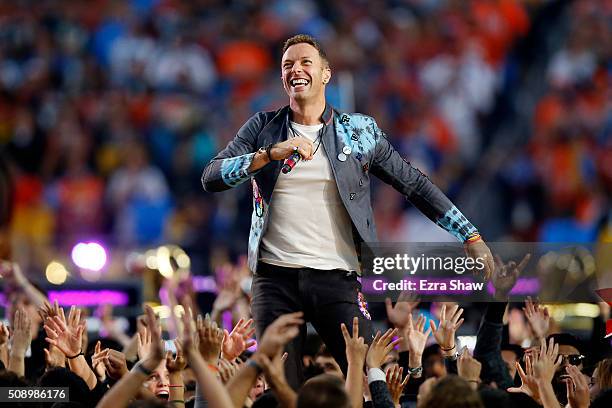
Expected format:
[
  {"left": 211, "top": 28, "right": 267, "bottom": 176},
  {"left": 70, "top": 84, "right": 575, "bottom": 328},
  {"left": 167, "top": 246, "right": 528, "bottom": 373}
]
[{"left": 290, "top": 78, "right": 309, "bottom": 87}]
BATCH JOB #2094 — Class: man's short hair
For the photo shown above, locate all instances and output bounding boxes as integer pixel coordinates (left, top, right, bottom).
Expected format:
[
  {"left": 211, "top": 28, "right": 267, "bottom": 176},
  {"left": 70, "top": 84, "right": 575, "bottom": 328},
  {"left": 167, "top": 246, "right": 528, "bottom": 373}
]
[
  {"left": 547, "top": 333, "right": 583, "bottom": 354},
  {"left": 282, "top": 34, "right": 329, "bottom": 67},
  {"left": 297, "top": 374, "right": 350, "bottom": 408}
]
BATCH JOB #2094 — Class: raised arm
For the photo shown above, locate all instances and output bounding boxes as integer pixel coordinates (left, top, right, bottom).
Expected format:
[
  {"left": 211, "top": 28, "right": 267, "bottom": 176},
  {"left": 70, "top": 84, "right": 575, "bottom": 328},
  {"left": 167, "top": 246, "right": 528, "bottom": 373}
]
[
  {"left": 179, "top": 305, "right": 234, "bottom": 408},
  {"left": 341, "top": 317, "right": 368, "bottom": 408},
  {"left": 226, "top": 312, "right": 304, "bottom": 408},
  {"left": 8, "top": 308, "right": 32, "bottom": 377},
  {"left": 96, "top": 305, "right": 164, "bottom": 408},
  {"left": 45, "top": 306, "right": 97, "bottom": 389},
  {"left": 369, "top": 121, "right": 494, "bottom": 278},
  {"left": 1, "top": 261, "right": 48, "bottom": 309}
]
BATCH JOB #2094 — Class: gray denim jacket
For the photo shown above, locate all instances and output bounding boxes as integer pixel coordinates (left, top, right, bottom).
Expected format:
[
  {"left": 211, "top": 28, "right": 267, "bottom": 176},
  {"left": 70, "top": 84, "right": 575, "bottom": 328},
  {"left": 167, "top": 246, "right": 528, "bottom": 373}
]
[{"left": 202, "top": 104, "right": 478, "bottom": 273}]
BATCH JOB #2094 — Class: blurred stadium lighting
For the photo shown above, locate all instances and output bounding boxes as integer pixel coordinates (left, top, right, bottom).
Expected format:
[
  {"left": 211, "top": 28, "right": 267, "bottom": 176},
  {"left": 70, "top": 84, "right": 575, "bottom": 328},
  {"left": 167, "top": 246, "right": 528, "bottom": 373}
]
[
  {"left": 45, "top": 261, "right": 68, "bottom": 285},
  {"left": 71, "top": 242, "right": 108, "bottom": 272},
  {"left": 156, "top": 245, "right": 173, "bottom": 278}
]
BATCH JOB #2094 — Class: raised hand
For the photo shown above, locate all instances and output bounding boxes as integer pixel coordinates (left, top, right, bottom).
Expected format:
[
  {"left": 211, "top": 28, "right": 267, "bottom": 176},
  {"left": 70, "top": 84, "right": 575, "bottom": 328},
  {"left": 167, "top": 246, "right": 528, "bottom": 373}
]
[
  {"left": 366, "top": 328, "right": 400, "bottom": 369},
  {"left": 523, "top": 297, "right": 550, "bottom": 340},
  {"left": 196, "top": 314, "right": 224, "bottom": 365},
  {"left": 257, "top": 312, "right": 304, "bottom": 358},
  {"left": 0, "top": 322, "right": 9, "bottom": 346},
  {"left": 218, "top": 358, "right": 239, "bottom": 384},
  {"left": 104, "top": 349, "right": 130, "bottom": 380},
  {"left": 166, "top": 340, "right": 186, "bottom": 374},
  {"left": 140, "top": 305, "right": 164, "bottom": 371},
  {"left": 404, "top": 313, "right": 431, "bottom": 368},
  {"left": 532, "top": 337, "right": 561, "bottom": 384},
  {"left": 507, "top": 354, "right": 541, "bottom": 403},
  {"left": 91, "top": 341, "right": 107, "bottom": 380},
  {"left": 429, "top": 304, "right": 463, "bottom": 355},
  {"left": 565, "top": 365, "right": 590, "bottom": 408},
  {"left": 137, "top": 326, "right": 153, "bottom": 362},
  {"left": 492, "top": 253, "right": 531, "bottom": 300},
  {"left": 44, "top": 314, "right": 83, "bottom": 357},
  {"left": 44, "top": 345, "right": 66, "bottom": 369},
  {"left": 222, "top": 318, "right": 256, "bottom": 360},
  {"left": 386, "top": 365, "right": 409, "bottom": 406},
  {"left": 11, "top": 308, "right": 32, "bottom": 355},
  {"left": 385, "top": 291, "right": 419, "bottom": 331},
  {"left": 341, "top": 317, "right": 368, "bottom": 368},
  {"left": 457, "top": 347, "right": 482, "bottom": 388}
]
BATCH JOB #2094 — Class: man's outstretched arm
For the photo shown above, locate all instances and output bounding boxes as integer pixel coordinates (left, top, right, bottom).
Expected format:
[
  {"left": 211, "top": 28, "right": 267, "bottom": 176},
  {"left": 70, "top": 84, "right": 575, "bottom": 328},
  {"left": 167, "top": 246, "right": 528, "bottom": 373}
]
[{"left": 369, "top": 119, "right": 494, "bottom": 278}]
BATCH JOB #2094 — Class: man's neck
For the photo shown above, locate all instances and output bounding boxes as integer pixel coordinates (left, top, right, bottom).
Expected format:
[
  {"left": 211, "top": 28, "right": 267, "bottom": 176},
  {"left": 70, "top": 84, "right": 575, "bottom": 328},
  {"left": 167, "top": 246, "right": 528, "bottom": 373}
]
[{"left": 289, "top": 98, "right": 325, "bottom": 125}]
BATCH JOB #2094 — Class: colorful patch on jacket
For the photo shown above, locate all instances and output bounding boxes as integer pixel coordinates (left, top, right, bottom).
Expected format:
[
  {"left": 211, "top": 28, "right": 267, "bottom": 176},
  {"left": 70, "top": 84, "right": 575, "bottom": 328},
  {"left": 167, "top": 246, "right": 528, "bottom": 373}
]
[{"left": 358, "top": 292, "right": 371, "bottom": 320}]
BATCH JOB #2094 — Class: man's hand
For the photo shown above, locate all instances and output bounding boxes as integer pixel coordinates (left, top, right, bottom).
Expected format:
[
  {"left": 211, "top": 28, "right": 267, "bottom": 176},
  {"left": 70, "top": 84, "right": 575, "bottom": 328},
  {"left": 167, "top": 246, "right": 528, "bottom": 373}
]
[
  {"left": 91, "top": 341, "right": 107, "bottom": 380},
  {"left": 385, "top": 291, "right": 419, "bottom": 331},
  {"left": 404, "top": 313, "right": 431, "bottom": 368},
  {"left": 386, "top": 365, "right": 409, "bottom": 406},
  {"left": 429, "top": 304, "right": 463, "bottom": 356},
  {"left": 103, "top": 349, "right": 130, "bottom": 380},
  {"left": 44, "top": 314, "right": 83, "bottom": 357},
  {"left": 218, "top": 358, "right": 239, "bottom": 384},
  {"left": 492, "top": 254, "right": 531, "bottom": 300},
  {"left": 197, "top": 314, "right": 224, "bottom": 365},
  {"left": 0, "top": 322, "right": 9, "bottom": 346},
  {"left": 222, "top": 318, "right": 256, "bottom": 360},
  {"left": 464, "top": 239, "right": 494, "bottom": 280},
  {"left": 532, "top": 337, "right": 561, "bottom": 384},
  {"left": 565, "top": 365, "right": 590, "bottom": 408},
  {"left": 44, "top": 345, "right": 66, "bottom": 369},
  {"left": 139, "top": 305, "right": 164, "bottom": 371},
  {"left": 523, "top": 297, "right": 550, "bottom": 340},
  {"left": 270, "top": 137, "right": 314, "bottom": 161},
  {"left": 341, "top": 317, "right": 368, "bottom": 368},
  {"left": 10, "top": 309, "right": 32, "bottom": 356},
  {"left": 507, "top": 354, "right": 541, "bottom": 402},
  {"left": 457, "top": 347, "right": 482, "bottom": 389},
  {"left": 366, "top": 328, "right": 400, "bottom": 369},
  {"left": 165, "top": 340, "right": 186, "bottom": 374},
  {"left": 257, "top": 312, "right": 304, "bottom": 358}
]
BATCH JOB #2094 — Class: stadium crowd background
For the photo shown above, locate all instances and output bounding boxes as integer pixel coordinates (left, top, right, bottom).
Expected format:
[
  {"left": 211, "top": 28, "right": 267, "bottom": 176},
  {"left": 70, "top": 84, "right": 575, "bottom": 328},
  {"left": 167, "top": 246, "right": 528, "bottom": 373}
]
[
  {"left": 0, "top": 0, "right": 610, "bottom": 407},
  {"left": 0, "top": 0, "right": 609, "bottom": 277}
]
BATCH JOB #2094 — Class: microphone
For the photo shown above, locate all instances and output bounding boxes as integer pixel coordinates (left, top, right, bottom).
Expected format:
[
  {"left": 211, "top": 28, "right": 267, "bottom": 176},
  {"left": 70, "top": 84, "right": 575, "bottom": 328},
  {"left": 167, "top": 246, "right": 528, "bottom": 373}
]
[{"left": 281, "top": 149, "right": 301, "bottom": 174}]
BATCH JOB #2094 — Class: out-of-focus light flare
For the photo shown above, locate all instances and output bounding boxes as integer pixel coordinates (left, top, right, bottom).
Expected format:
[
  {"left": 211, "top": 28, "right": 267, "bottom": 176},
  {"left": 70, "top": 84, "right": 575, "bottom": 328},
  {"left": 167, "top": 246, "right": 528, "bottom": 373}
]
[
  {"left": 157, "top": 246, "right": 173, "bottom": 278},
  {"left": 152, "top": 305, "right": 170, "bottom": 319},
  {"left": 71, "top": 242, "right": 107, "bottom": 271},
  {"left": 45, "top": 261, "right": 68, "bottom": 285},
  {"left": 176, "top": 253, "right": 190, "bottom": 269}
]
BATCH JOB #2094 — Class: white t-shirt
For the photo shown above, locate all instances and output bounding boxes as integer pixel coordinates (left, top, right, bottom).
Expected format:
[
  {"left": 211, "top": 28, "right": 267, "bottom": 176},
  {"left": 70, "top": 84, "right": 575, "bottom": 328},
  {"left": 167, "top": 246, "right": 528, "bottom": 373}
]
[{"left": 259, "top": 121, "right": 359, "bottom": 271}]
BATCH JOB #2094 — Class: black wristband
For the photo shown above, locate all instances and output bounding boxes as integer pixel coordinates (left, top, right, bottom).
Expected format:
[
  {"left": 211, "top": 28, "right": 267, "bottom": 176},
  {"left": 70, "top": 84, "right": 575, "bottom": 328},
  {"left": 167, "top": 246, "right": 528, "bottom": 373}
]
[
  {"left": 265, "top": 143, "right": 274, "bottom": 160},
  {"left": 67, "top": 351, "right": 84, "bottom": 360}
]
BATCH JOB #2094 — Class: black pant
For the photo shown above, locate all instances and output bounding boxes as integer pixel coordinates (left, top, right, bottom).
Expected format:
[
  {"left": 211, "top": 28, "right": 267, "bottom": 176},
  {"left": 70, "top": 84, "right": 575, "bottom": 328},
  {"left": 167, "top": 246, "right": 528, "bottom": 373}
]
[{"left": 251, "top": 262, "right": 373, "bottom": 389}]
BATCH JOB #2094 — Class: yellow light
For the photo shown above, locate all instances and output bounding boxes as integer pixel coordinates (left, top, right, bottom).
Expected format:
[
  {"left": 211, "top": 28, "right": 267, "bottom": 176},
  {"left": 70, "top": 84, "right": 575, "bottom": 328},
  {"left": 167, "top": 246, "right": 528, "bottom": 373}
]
[
  {"left": 45, "top": 261, "right": 68, "bottom": 285},
  {"left": 152, "top": 305, "right": 170, "bottom": 319},
  {"left": 176, "top": 253, "right": 190, "bottom": 269},
  {"left": 157, "top": 246, "right": 173, "bottom": 278},
  {"left": 173, "top": 305, "right": 185, "bottom": 317},
  {"left": 145, "top": 250, "right": 158, "bottom": 269}
]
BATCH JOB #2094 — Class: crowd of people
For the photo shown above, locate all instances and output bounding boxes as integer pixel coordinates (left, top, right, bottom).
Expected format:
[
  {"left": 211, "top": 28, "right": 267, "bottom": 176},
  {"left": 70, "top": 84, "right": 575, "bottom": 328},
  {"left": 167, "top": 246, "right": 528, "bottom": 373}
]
[{"left": 1, "top": 256, "right": 611, "bottom": 407}]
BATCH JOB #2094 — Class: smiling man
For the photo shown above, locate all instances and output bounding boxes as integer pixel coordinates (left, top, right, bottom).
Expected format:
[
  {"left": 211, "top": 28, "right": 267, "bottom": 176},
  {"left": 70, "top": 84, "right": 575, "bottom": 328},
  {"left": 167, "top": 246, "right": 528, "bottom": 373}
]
[{"left": 202, "top": 34, "right": 493, "bottom": 388}]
